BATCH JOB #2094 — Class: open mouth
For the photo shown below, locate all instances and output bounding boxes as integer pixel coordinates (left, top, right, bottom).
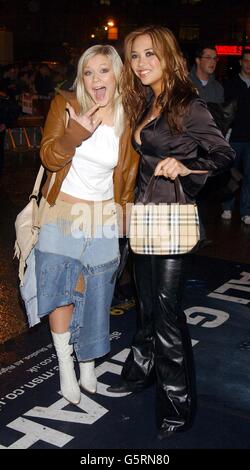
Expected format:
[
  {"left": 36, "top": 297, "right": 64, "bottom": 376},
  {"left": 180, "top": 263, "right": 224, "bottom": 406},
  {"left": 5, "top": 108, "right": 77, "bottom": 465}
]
[
  {"left": 139, "top": 70, "right": 151, "bottom": 78},
  {"left": 93, "top": 86, "right": 106, "bottom": 102}
]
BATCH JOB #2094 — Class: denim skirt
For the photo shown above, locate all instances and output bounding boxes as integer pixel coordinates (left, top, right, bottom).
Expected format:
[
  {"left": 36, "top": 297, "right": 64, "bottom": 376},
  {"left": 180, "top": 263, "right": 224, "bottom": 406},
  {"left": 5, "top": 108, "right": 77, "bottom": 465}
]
[{"left": 21, "top": 198, "right": 120, "bottom": 361}]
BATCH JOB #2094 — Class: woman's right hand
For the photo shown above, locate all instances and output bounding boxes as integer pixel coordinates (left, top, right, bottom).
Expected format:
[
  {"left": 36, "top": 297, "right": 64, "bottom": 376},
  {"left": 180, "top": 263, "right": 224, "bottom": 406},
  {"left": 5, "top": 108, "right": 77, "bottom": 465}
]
[
  {"left": 154, "top": 157, "right": 192, "bottom": 180},
  {"left": 66, "top": 103, "right": 102, "bottom": 133}
]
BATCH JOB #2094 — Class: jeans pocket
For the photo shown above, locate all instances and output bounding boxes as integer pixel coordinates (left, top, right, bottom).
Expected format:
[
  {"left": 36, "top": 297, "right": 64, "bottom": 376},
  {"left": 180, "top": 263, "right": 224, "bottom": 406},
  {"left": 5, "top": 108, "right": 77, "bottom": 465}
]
[{"left": 40, "top": 260, "right": 72, "bottom": 298}]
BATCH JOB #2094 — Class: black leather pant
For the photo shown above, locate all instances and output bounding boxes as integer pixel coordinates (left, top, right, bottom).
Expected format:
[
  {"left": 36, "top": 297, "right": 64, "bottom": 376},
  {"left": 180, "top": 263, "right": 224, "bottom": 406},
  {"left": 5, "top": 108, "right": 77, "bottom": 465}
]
[{"left": 122, "top": 253, "right": 197, "bottom": 432}]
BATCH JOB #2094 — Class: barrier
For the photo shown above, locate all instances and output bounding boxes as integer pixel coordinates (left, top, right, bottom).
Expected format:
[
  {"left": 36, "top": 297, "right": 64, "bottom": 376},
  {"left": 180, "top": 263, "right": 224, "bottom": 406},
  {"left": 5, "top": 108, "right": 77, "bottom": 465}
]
[
  {"left": 6, "top": 94, "right": 51, "bottom": 152},
  {"left": 6, "top": 115, "right": 44, "bottom": 152}
]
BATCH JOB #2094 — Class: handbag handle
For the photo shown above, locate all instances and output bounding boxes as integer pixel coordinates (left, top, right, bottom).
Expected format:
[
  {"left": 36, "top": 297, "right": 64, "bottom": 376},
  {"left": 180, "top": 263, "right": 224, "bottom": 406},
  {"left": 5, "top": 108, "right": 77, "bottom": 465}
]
[{"left": 142, "top": 174, "right": 187, "bottom": 204}]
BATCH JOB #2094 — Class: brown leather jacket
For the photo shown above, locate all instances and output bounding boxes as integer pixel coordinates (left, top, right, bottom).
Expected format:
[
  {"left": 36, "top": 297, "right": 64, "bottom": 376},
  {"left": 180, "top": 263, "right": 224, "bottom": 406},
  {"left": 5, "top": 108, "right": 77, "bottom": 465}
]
[{"left": 40, "top": 90, "right": 139, "bottom": 210}]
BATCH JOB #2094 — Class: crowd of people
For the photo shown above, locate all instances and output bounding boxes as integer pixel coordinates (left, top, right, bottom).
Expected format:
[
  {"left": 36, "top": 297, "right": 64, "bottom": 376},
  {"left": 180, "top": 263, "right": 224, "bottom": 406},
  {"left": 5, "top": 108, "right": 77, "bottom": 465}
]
[
  {"left": 188, "top": 43, "right": 250, "bottom": 226},
  {"left": 0, "top": 61, "right": 75, "bottom": 99},
  {"left": 0, "top": 60, "right": 76, "bottom": 178}
]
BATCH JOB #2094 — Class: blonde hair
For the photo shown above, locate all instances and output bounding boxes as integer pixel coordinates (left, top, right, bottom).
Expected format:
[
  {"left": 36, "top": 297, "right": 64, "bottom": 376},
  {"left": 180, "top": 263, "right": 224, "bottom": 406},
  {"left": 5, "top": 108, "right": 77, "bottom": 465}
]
[
  {"left": 122, "top": 26, "right": 197, "bottom": 132},
  {"left": 74, "top": 44, "right": 124, "bottom": 136}
]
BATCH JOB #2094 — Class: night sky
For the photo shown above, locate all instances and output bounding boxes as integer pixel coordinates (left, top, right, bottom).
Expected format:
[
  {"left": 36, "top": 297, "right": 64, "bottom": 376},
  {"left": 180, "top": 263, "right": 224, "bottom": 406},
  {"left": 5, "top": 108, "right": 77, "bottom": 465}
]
[{"left": 0, "top": 0, "right": 249, "bottom": 61}]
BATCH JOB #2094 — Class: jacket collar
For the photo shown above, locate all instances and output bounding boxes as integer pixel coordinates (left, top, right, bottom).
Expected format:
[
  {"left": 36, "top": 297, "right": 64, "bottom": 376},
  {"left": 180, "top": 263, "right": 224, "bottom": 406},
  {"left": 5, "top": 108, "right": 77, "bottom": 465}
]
[{"left": 58, "top": 89, "right": 80, "bottom": 113}]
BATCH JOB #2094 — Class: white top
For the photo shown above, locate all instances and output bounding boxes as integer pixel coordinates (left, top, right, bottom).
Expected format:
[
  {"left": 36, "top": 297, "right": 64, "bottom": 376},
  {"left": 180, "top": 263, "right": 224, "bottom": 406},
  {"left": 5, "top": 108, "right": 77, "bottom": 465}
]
[{"left": 61, "top": 124, "right": 119, "bottom": 200}]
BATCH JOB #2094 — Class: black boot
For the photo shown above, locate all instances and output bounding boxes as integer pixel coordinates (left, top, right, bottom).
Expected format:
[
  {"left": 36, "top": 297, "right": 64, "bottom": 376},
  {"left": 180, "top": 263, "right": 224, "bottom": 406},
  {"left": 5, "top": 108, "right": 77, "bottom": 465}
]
[{"left": 107, "top": 380, "right": 146, "bottom": 394}]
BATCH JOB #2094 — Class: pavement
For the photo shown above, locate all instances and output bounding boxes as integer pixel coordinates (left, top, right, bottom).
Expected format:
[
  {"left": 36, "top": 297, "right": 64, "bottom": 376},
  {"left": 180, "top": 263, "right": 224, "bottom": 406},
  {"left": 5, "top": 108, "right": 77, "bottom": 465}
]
[{"left": 0, "top": 149, "right": 40, "bottom": 350}]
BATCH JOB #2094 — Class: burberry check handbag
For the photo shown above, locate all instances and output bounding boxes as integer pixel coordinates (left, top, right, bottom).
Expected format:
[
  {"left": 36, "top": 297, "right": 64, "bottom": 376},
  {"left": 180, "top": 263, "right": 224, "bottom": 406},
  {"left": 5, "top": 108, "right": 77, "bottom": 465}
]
[{"left": 129, "top": 175, "right": 200, "bottom": 255}]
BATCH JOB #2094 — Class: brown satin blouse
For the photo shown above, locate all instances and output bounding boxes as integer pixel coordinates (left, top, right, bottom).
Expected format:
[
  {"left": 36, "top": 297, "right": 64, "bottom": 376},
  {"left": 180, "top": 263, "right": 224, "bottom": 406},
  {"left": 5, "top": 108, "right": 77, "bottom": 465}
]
[{"left": 133, "top": 97, "right": 235, "bottom": 203}]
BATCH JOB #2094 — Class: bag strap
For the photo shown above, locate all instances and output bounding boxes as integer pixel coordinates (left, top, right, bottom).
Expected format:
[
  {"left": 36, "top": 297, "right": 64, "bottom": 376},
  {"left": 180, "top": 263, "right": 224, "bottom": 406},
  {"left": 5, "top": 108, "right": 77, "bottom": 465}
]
[
  {"left": 30, "top": 165, "right": 44, "bottom": 199},
  {"left": 30, "top": 166, "right": 56, "bottom": 201},
  {"left": 142, "top": 174, "right": 187, "bottom": 204},
  {"left": 30, "top": 108, "right": 68, "bottom": 200}
]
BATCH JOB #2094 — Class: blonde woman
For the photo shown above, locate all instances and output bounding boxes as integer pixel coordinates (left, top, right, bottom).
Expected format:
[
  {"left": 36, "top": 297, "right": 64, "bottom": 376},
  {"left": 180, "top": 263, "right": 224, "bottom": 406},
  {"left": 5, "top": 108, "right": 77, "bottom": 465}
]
[{"left": 21, "top": 45, "right": 139, "bottom": 404}]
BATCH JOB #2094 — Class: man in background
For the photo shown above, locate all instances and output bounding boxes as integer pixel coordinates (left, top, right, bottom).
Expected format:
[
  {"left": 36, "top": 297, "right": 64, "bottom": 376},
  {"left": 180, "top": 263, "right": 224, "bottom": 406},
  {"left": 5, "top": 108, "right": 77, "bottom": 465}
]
[
  {"left": 221, "top": 51, "right": 250, "bottom": 225},
  {"left": 189, "top": 43, "right": 224, "bottom": 103},
  {"left": 189, "top": 43, "right": 224, "bottom": 241}
]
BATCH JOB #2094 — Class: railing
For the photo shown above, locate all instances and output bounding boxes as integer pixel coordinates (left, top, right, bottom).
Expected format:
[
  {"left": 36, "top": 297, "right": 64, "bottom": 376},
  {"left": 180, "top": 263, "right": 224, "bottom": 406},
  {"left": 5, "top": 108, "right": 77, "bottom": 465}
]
[
  {"left": 6, "top": 94, "right": 51, "bottom": 152},
  {"left": 6, "top": 115, "right": 44, "bottom": 151}
]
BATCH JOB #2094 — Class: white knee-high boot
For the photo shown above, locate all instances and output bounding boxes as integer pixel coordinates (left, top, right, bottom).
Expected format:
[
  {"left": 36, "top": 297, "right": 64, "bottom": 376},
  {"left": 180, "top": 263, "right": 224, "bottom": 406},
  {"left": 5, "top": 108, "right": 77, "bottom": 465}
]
[
  {"left": 79, "top": 360, "right": 97, "bottom": 394},
  {"left": 51, "top": 331, "right": 81, "bottom": 404}
]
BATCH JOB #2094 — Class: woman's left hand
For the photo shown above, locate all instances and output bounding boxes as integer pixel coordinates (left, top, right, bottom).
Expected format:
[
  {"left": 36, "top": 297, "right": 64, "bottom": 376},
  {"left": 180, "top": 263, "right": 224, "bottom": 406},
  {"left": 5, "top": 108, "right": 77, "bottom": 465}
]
[{"left": 154, "top": 157, "right": 192, "bottom": 180}]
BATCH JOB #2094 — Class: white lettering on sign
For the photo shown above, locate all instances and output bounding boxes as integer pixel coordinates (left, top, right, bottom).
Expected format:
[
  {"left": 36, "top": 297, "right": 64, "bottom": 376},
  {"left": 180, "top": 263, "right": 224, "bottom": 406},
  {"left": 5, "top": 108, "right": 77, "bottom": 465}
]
[
  {"left": 0, "top": 354, "right": 130, "bottom": 448},
  {"left": 0, "top": 417, "right": 73, "bottom": 449},
  {"left": 208, "top": 283, "right": 250, "bottom": 304},
  {"left": 25, "top": 394, "right": 108, "bottom": 424},
  {"left": 207, "top": 271, "right": 250, "bottom": 304},
  {"left": 1, "top": 266, "right": 249, "bottom": 451},
  {"left": 228, "top": 272, "right": 250, "bottom": 285},
  {"left": 185, "top": 307, "right": 229, "bottom": 328}
]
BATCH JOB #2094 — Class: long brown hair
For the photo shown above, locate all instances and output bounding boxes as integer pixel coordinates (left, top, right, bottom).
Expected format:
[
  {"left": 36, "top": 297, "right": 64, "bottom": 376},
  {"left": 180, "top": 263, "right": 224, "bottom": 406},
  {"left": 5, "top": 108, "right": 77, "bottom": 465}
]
[{"left": 121, "top": 25, "right": 197, "bottom": 132}]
